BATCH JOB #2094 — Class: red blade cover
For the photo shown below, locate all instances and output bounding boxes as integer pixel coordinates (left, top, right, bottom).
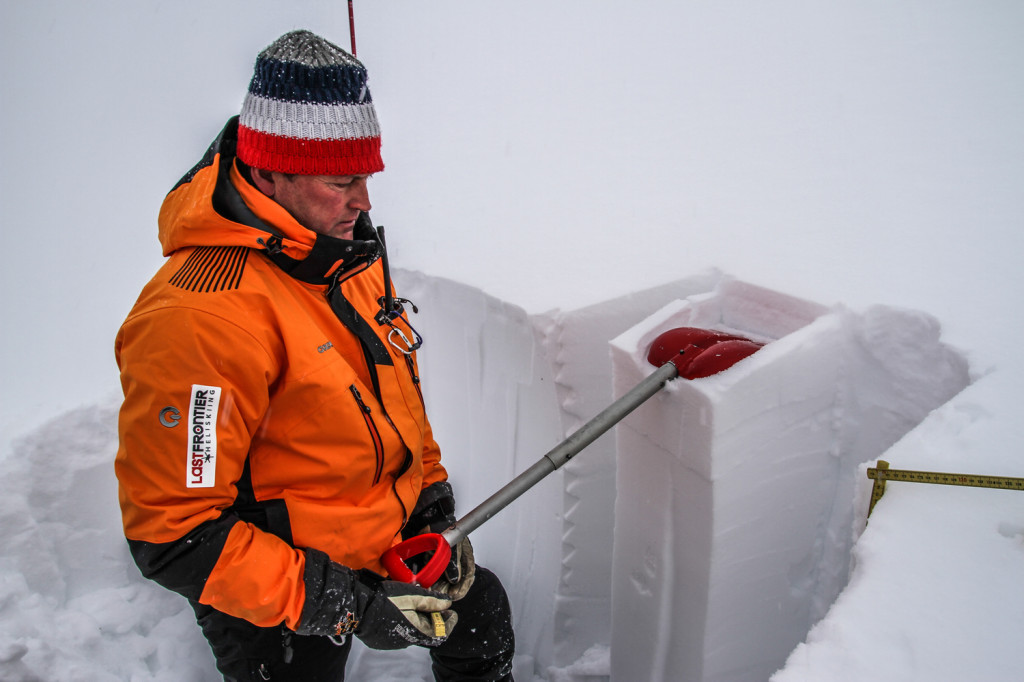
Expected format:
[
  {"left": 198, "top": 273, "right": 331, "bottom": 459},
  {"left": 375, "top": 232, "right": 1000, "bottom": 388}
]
[{"left": 647, "top": 327, "right": 764, "bottom": 379}]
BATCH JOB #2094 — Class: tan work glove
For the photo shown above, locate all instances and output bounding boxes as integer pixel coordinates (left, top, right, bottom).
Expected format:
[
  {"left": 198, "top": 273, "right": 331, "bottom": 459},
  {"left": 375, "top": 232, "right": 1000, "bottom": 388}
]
[{"left": 440, "top": 536, "right": 476, "bottom": 601}]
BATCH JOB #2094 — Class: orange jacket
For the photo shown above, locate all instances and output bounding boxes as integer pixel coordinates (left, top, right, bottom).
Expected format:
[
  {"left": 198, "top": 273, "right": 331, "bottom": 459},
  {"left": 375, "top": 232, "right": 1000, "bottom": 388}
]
[{"left": 114, "top": 118, "right": 446, "bottom": 630}]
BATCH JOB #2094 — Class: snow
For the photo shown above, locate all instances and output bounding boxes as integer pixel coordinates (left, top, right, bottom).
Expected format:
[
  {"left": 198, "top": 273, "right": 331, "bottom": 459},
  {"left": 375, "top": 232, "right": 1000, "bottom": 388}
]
[
  {"left": 608, "top": 280, "right": 971, "bottom": 680},
  {"left": 2, "top": 1, "right": 1023, "bottom": 681}
]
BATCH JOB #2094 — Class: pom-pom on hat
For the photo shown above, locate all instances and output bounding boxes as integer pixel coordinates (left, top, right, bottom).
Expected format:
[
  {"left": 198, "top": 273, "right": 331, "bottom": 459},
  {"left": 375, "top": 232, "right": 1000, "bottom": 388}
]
[{"left": 237, "top": 30, "right": 384, "bottom": 175}]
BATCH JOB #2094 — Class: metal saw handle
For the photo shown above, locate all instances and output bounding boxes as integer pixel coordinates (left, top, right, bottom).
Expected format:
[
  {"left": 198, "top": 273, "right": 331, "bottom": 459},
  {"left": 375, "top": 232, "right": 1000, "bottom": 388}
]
[{"left": 381, "top": 327, "right": 764, "bottom": 586}]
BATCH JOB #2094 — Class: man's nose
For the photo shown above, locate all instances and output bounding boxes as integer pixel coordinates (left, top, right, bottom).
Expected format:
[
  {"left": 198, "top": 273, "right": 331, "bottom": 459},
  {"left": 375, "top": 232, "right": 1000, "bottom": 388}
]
[{"left": 350, "top": 178, "right": 371, "bottom": 211}]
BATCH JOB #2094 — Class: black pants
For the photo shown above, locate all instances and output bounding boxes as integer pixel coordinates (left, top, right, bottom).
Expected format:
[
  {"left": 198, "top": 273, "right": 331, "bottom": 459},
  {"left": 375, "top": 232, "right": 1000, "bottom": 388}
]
[{"left": 191, "top": 566, "right": 515, "bottom": 681}]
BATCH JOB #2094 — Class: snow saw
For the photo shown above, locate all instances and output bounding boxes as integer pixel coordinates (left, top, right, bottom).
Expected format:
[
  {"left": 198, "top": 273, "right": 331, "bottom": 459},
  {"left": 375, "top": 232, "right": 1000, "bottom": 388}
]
[{"left": 381, "top": 326, "right": 764, "bottom": 588}]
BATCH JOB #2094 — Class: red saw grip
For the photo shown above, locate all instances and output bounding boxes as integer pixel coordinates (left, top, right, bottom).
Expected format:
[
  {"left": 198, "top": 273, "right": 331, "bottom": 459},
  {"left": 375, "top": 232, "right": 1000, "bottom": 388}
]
[{"left": 380, "top": 533, "right": 451, "bottom": 587}]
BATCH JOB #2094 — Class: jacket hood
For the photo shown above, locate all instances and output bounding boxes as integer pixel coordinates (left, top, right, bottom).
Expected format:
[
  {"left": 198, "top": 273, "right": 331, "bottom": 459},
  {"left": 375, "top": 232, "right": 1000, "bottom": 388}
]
[{"left": 158, "top": 117, "right": 380, "bottom": 284}]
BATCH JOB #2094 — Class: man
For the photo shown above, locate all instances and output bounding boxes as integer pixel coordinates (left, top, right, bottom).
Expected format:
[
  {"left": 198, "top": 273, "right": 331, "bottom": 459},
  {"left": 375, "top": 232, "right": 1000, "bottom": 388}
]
[{"left": 114, "top": 30, "right": 515, "bottom": 681}]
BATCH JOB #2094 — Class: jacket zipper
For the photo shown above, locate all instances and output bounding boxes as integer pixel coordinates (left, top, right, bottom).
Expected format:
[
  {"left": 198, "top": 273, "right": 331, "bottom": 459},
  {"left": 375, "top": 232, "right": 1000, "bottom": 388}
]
[
  {"left": 350, "top": 385, "right": 412, "bottom": 529},
  {"left": 391, "top": 448, "right": 414, "bottom": 533},
  {"left": 403, "top": 355, "right": 425, "bottom": 405},
  {"left": 350, "top": 385, "right": 385, "bottom": 486},
  {"left": 330, "top": 275, "right": 416, "bottom": 526}
]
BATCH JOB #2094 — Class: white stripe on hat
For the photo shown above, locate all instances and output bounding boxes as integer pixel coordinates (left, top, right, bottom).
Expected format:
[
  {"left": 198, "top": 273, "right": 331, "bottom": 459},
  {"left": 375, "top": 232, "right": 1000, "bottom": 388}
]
[{"left": 240, "top": 93, "right": 381, "bottom": 141}]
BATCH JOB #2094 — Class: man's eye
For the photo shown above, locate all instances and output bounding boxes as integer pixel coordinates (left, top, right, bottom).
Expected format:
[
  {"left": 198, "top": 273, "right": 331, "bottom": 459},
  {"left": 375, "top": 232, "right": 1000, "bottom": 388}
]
[{"left": 330, "top": 176, "right": 369, "bottom": 190}]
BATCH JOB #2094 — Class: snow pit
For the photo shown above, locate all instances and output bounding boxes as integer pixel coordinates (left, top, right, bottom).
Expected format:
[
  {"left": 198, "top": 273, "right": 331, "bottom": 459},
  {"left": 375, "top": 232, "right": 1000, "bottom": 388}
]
[
  {"left": 0, "top": 269, "right": 972, "bottom": 682},
  {"left": 609, "top": 278, "right": 970, "bottom": 681}
]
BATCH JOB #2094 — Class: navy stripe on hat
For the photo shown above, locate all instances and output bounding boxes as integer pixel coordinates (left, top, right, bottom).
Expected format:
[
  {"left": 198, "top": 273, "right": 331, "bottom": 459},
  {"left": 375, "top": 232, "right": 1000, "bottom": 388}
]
[{"left": 248, "top": 57, "right": 372, "bottom": 105}]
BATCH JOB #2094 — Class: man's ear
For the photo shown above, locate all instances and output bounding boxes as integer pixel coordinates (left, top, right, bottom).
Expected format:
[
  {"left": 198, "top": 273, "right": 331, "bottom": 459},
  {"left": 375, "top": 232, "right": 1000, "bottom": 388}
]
[{"left": 250, "top": 167, "right": 277, "bottom": 197}]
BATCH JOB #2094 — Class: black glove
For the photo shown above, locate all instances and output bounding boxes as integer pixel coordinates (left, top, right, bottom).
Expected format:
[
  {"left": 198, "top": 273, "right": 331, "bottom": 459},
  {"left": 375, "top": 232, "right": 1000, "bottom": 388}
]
[
  {"left": 404, "top": 481, "right": 476, "bottom": 597},
  {"left": 297, "top": 549, "right": 457, "bottom": 650},
  {"left": 404, "top": 481, "right": 457, "bottom": 538}
]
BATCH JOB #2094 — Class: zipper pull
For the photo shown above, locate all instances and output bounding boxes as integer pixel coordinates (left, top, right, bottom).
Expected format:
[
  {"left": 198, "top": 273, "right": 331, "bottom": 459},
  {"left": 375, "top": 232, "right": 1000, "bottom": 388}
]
[
  {"left": 349, "top": 385, "right": 371, "bottom": 413},
  {"left": 326, "top": 268, "right": 343, "bottom": 297}
]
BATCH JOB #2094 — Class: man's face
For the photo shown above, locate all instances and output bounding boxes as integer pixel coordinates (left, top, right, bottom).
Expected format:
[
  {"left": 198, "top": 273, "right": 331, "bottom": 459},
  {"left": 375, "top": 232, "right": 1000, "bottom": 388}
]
[{"left": 258, "top": 172, "right": 372, "bottom": 240}]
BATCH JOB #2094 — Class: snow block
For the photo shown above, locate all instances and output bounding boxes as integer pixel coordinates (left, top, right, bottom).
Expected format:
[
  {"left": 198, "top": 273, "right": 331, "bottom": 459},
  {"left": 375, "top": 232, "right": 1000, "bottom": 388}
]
[
  {"left": 537, "top": 272, "right": 721, "bottom": 668},
  {"left": 608, "top": 279, "right": 970, "bottom": 682}
]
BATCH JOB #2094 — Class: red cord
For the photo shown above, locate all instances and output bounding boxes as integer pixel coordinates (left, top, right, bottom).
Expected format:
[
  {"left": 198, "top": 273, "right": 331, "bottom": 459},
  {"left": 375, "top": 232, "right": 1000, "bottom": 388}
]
[{"left": 348, "top": 0, "right": 357, "bottom": 56}]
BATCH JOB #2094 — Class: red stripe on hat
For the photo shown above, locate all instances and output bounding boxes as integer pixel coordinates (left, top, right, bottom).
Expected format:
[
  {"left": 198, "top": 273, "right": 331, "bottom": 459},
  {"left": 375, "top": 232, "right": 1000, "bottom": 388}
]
[{"left": 237, "top": 125, "right": 384, "bottom": 175}]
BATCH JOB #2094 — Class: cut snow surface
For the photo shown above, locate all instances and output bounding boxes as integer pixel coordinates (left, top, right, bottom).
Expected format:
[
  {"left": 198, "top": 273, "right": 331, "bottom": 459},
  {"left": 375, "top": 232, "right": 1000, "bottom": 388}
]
[
  {"left": 609, "top": 279, "right": 970, "bottom": 681},
  {"left": 772, "top": 369, "right": 1024, "bottom": 682},
  {"left": 538, "top": 271, "right": 721, "bottom": 667}
]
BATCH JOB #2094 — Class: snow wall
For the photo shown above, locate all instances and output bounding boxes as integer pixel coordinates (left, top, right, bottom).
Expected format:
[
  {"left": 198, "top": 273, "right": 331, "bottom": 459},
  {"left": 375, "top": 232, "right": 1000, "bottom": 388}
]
[
  {"left": 608, "top": 280, "right": 971, "bottom": 681},
  {"left": 0, "top": 269, "right": 970, "bottom": 682}
]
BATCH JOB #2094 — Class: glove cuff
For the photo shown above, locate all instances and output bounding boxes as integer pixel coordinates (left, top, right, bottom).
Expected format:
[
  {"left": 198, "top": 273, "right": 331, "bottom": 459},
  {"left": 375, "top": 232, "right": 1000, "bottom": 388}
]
[
  {"left": 404, "top": 480, "right": 455, "bottom": 539},
  {"left": 296, "top": 549, "right": 374, "bottom": 637}
]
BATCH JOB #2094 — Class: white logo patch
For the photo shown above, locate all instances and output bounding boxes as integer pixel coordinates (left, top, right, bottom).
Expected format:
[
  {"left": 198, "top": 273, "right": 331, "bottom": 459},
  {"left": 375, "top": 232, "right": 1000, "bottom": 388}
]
[{"left": 187, "top": 384, "right": 221, "bottom": 488}]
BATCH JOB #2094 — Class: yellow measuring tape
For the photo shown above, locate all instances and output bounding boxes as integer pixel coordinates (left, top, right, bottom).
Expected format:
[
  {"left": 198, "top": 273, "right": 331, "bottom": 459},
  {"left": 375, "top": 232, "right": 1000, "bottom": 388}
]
[
  {"left": 432, "top": 611, "right": 446, "bottom": 638},
  {"left": 867, "top": 459, "right": 1024, "bottom": 517}
]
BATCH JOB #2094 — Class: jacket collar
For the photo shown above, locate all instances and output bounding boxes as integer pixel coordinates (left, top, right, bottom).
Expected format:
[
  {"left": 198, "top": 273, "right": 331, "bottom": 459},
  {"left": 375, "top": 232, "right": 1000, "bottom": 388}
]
[{"left": 257, "top": 213, "right": 382, "bottom": 286}]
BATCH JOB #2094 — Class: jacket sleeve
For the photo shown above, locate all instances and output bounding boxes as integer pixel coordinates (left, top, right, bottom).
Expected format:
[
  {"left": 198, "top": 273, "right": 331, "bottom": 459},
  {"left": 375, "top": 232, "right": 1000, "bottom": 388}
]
[
  {"left": 419, "top": 419, "right": 446, "bottom": 491},
  {"left": 114, "top": 305, "right": 307, "bottom": 629}
]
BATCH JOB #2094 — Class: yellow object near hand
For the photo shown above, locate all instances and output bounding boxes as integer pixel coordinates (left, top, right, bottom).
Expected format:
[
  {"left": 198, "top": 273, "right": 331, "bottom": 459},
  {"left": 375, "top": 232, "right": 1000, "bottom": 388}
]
[{"left": 432, "top": 611, "right": 446, "bottom": 638}]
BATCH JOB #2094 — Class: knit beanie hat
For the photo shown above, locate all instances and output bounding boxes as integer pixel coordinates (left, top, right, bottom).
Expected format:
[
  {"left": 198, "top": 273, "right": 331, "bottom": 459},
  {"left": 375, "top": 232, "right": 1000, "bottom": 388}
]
[{"left": 237, "top": 30, "right": 384, "bottom": 175}]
